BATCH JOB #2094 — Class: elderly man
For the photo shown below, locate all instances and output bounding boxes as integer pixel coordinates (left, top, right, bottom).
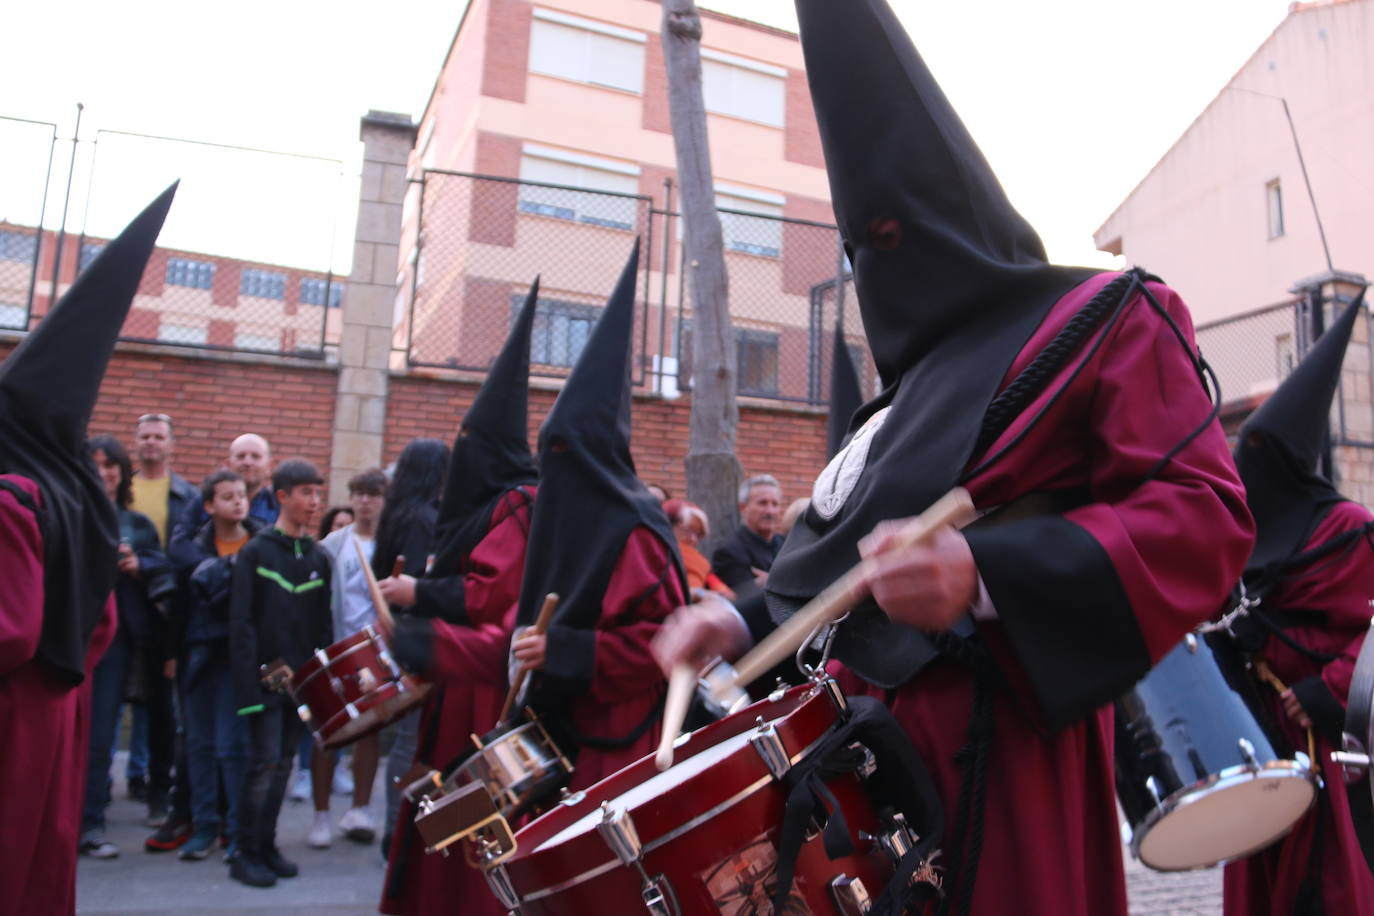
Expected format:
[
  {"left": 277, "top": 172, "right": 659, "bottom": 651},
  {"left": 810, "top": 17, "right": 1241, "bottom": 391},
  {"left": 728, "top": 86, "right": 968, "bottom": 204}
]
[{"left": 710, "top": 474, "right": 784, "bottom": 594}]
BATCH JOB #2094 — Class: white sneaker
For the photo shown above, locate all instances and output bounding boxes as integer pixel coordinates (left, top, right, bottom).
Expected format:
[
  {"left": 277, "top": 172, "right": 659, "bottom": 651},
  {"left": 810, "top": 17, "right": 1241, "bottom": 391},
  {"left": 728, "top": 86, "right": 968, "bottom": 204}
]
[
  {"left": 307, "top": 812, "right": 332, "bottom": 849},
  {"left": 331, "top": 766, "right": 354, "bottom": 796},
  {"left": 338, "top": 806, "right": 376, "bottom": 844},
  {"left": 288, "top": 769, "right": 311, "bottom": 803}
]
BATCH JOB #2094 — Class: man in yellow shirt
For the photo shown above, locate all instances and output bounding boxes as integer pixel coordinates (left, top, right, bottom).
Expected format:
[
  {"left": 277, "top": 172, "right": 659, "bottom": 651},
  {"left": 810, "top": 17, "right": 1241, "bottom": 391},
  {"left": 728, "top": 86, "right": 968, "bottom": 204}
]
[{"left": 130, "top": 413, "right": 198, "bottom": 548}]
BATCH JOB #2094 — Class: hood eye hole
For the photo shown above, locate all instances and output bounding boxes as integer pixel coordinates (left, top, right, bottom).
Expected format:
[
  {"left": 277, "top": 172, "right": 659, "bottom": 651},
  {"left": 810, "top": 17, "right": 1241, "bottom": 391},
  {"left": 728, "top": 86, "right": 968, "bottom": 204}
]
[
  {"left": 549, "top": 436, "right": 570, "bottom": 454},
  {"left": 866, "top": 217, "right": 902, "bottom": 251}
]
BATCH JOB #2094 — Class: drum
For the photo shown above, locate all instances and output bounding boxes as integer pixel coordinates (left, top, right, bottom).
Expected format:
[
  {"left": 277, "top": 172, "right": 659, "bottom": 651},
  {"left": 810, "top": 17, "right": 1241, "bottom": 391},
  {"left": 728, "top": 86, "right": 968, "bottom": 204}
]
[
  {"left": 290, "top": 625, "right": 431, "bottom": 750},
  {"left": 414, "top": 714, "right": 573, "bottom": 855},
  {"left": 481, "top": 683, "right": 914, "bottom": 916},
  {"left": 1115, "top": 630, "right": 1316, "bottom": 871}
]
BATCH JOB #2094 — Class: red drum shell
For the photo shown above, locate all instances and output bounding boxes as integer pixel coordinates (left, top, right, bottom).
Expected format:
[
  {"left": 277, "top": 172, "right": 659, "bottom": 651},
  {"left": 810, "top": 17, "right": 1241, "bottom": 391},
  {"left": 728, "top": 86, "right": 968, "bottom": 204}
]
[
  {"left": 290, "top": 627, "right": 430, "bottom": 750},
  {"left": 498, "top": 684, "right": 892, "bottom": 915}
]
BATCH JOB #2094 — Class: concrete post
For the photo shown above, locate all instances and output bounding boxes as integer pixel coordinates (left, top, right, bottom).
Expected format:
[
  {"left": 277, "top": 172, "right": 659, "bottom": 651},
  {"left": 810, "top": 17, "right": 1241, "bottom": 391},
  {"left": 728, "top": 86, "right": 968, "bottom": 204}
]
[{"left": 329, "top": 110, "right": 416, "bottom": 503}]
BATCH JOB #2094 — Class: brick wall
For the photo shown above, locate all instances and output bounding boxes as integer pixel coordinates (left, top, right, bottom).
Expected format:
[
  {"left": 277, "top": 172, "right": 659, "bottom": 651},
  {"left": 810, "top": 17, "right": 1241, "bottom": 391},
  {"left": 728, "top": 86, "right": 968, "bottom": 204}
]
[
  {"left": 0, "top": 338, "right": 338, "bottom": 490},
  {"left": 384, "top": 373, "right": 828, "bottom": 506}
]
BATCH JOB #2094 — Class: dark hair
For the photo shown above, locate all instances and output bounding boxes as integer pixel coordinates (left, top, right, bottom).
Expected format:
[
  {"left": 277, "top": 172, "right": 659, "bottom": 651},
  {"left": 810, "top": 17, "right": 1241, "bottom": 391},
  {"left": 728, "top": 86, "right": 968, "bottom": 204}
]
[
  {"left": 319, "top": 505, "right": 355, "bottom": 539},
  {"left": 348, "top": 467, "right": 387, "bottom": 496},
  {"left": 374, "top": 438, "right": 450, "bottom": 570},
  {"left": 87, "top": 434, "right": 133, "bottom": 509},
  {"left": 201, "top": 469, "right": 245, "bottom": 504},
  {"left": 272, "top": 458, "right": 324, "bottom": 495}
]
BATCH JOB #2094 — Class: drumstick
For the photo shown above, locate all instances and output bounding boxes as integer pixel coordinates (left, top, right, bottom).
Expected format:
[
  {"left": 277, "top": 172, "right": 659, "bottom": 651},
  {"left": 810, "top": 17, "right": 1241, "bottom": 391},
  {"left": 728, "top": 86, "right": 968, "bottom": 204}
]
[
  {"left": 729, "top": 487, "right": 977, "bottom": 688},
  {"left": 355, "top": 537, "right": 396, "bottom": 638},
  {"left": 498, "top": 593, "right": 559, "bottom": 724},
  {"left": 655, "top": 662, "right": 697, "bottom": 771}
]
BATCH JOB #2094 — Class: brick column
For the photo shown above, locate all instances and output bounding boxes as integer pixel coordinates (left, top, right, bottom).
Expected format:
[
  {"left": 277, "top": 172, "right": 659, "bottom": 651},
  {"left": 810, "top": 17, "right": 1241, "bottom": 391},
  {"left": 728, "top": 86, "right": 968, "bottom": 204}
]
[{"left": 329, "top": 111, "right": 416, "bottom": 503}]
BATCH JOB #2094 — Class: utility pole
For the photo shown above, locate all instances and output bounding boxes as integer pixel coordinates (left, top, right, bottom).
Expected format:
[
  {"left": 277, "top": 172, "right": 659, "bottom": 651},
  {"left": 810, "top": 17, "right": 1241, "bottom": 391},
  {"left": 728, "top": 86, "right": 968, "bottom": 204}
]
[{"left": 661, "top": 0, "right": 740, "bottom": 547}]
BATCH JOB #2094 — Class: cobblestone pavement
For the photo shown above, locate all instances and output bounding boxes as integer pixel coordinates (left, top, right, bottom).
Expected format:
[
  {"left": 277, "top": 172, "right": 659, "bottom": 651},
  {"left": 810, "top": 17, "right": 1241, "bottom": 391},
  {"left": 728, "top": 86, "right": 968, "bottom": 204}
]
[{"left": 80, "top": 752, "right": 1225, "bottom": 914}]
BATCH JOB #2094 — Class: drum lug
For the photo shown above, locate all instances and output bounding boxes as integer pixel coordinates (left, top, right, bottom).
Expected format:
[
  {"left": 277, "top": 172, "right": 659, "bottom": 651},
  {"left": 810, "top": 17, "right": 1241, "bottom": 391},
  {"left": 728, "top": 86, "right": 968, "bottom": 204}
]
[
  {"left": 484, "top": 862, "right": 521, "bottom": 912},
  {"left": 640, "top": 875, "right": 680, "bottom": 916},
  {"left": 860, "top": 811, "right": 918, "bottom": 865},
  {"left": 849, "top": 742, "right": 878, "bottom": 780},
  {"left": 1145, "top": 775, "right": 1164, "bottom": 810},
  {"left": 1334, "top": 733, "right": 1371, "bottom": 782},
  {"left": 750, "top": 718, "right": 791, "bottom": 780},
  {"left": 1238, "top": 737, "right": 1258, "bottom": 768},
  {"left": 830, "top": 874, "right": 872, "bottom": 915},
  {"left": 597, "top": 803, "right": 681, "bottom": 916}
]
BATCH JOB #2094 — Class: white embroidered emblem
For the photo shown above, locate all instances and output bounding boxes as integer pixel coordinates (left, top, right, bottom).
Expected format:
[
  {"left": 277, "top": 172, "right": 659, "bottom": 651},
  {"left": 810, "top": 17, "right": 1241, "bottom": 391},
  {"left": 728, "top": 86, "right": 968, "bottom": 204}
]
[{"left": 811, "top": 406, "right": 890, "bottom": 520}]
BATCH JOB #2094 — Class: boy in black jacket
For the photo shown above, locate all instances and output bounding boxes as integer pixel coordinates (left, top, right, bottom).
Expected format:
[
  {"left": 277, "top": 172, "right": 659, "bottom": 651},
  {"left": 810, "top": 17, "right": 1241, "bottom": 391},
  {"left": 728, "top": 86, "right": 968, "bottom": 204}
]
[{"left": 229, "top": 460, "right": 332, "bottom": 888}]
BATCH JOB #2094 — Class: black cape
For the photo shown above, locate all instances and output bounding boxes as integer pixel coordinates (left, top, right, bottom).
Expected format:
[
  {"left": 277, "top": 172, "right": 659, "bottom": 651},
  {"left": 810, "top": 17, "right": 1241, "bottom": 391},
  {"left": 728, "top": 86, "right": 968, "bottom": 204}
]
[
  {"left": 826, "top": 317, "right": 863, "bottom": 459},
  {"left": 0, "top": 183, "right": 177, "bottom": 684}
]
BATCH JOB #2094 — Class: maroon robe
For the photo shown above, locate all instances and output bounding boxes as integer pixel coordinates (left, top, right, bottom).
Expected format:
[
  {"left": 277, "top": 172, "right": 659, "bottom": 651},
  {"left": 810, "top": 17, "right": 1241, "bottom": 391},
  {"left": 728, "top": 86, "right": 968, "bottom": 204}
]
[
  {"left": 838, "top": 274, "right": 1253, "bottom": 915},
  {"left": 0, "top": 475, "right": 116, "bottom": 916},
  {"left": 1223, "top": 499, "right": 1374, "bottom": 915},
  {"left": 382, "top": 487, "right": 534, "bottom": 916},
  {"left": 564, "top": 524, "right": 684, "bottom": 791}
]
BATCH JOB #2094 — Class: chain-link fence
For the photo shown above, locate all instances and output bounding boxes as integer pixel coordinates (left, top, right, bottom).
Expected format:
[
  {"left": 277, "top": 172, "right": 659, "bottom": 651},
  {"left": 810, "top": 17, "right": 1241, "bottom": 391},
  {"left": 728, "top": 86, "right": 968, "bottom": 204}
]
[
  {"left": 403, "top": 169, "right": 872, "bottom": 408},
  {"left": 1, "top": 116, "right": 350, "bottom": 358},
  {"left": 0, "top": 116, "right": 58, "bottom": 332},
  {"left": 1195, "top": 297, "right": 1374, "bottom": 448}
]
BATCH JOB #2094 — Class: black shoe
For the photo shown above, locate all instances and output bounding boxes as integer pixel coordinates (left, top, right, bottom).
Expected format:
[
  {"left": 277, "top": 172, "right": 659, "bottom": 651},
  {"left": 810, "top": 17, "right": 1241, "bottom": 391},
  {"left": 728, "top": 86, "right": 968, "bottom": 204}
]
[
  {"left": 146, "top": 795, "right": 170, "bottom": 828},
  {"left": 229, "top": 856, "right": 277, "bottom": 888},
  {"left": 144, "top": 819, "right": 191, "bottom": 852},
  {"left": 127, "top": 775, "right": 148, "bottom": 802},
  {"left": 262, "top": 847, "right": 298, "bottom": 879}
]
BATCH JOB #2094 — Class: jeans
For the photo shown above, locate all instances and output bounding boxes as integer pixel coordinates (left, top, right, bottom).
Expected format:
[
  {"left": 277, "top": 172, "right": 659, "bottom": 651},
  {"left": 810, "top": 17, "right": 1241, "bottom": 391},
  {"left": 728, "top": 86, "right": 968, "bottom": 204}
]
[
  {"left": 237, "top": 697, "right": 301, "bottom": 858},
  {"left": 125, "top": 702, "right": 148, "bottom": 782},
  {"left": 82, "top": 628, "right": 131, "bottom": 834},
  {"left": 184, "top": 654, "right": 246, "bottom": 835}
]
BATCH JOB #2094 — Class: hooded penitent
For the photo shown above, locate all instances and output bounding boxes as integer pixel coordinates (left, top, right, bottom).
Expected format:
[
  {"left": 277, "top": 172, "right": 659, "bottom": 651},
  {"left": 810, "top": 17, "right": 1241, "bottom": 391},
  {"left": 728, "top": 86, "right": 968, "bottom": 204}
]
[
  {"left": 826, "top": 318, "right": 863, "bottom": 460},
  {"left": 1235, "top": 296, "right": 1364, "bottom": 583},
  {"left": 767, "top": 0, "right": 1097, "bottom": 686},
  {"left": 515, "top": 240, "right": 684, "bottom": 692},
  {"left": 0, "top": 182, "right": 177, "bottom": 684},
  {"left": 429, "top": 279, "right": 540, "bottom": 576}
]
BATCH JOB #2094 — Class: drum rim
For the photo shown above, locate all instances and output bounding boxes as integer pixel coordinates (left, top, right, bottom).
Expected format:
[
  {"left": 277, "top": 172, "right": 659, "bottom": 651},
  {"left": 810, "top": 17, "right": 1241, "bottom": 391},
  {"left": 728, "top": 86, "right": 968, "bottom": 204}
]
[
  {"left": 1130, "top": 759, "right": 1316, "bottom": 870},
  {"left": 292, "top": 633, "right": 384, "bottom": 692}
]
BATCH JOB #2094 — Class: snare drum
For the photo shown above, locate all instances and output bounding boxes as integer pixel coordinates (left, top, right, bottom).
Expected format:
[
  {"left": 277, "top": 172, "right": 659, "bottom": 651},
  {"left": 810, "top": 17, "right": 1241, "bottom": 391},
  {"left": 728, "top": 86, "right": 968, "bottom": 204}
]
[
  {"left": 1115, "top": 630, "right": 1316, "bottom": 871},
  {"left": 290, "top": 625, "right": 431, "bottom": 750},
  {"left": 482, "top": 684, "right": 911, "bottom": 915}
]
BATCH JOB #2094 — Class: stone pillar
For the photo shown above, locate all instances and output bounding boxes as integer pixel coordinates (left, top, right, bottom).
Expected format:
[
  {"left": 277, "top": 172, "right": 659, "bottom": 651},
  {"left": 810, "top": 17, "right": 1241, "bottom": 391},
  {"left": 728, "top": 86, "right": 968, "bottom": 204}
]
[{"left": 329, "top": 111, "right": 416, "bottom": 503}]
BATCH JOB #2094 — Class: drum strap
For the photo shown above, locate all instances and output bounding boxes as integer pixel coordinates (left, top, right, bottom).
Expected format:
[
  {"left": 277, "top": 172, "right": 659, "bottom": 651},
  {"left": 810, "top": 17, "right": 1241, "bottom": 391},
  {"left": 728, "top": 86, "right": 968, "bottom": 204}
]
[{"left": 771, "top": 696, "right": 945, "bottom": 915}]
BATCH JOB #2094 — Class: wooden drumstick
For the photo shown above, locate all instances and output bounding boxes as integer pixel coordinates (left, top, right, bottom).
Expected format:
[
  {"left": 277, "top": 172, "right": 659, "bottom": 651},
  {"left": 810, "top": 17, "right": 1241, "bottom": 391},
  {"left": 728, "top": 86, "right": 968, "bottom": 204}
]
[
  {"left": 655, "top": 662, "right": 697, "bottom": 772},
  {"left": 498, "top": 593, "right": 559, "bottom": 725},
  {"left": 729, "top": 487, "right": 977, "bottom": 688},
  {"left": 355, "top": 538, "right": 397, "bottom": 638}
]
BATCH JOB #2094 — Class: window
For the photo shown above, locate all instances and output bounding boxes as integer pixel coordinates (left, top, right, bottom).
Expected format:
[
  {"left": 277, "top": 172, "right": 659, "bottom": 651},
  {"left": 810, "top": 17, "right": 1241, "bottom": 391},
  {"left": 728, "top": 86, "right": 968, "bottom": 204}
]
[
  {"left": 0, "top": 231, "right": 36, "bottom": 262},
  {"left": 518, "top": 147, "right": 640, "bottom": 231},
  {"left": 701, "top": 50, "right": 785, "bottom": 127},
  {"left": 675, "top": 320, "right": 780, "bottom": 397},
  {"left": 78, "top": 242, "right": 105, "bottom": 272},
  {"left": 166, "top": 257, "right": 214, "bottom": 289},
  {"left": 235, "top": 331, "right": 278, "bottom": 351},
  {"left": 1266, "top": 179, "right": 1284, "bottom": 239},
  {"left": 300, "top": 277, "right": 343, "bottom": 307},
  {"left": 1276, "top": 332, "right": 1295, "bottom": 378},
  {"left": 0, "top": 303, "right": 25, "bottom": 328},
  {"left": 529, "top": 10, "right": 645, "bottom": 94},
  {"left": 514, "top": 293, "right": 601, "bottom": 368},
  {"left": 159, "top": 323, "right": 208, "bottom": 346},
  {"left": 715, "top": 188, "right": 784, "bottom": 258},
  {"left": 240, "top": 268, "right": 286, "bottom": 300}
]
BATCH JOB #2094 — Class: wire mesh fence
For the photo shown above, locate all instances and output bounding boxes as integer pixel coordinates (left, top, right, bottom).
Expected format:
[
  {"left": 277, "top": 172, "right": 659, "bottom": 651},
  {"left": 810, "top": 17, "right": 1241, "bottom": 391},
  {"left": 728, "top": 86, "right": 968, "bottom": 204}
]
[
  {"left": 0, "top": 116, "right": 57, "bottom": 332},
  {"left": 404, "top": 169, "right": 870, "bottom": 409}
]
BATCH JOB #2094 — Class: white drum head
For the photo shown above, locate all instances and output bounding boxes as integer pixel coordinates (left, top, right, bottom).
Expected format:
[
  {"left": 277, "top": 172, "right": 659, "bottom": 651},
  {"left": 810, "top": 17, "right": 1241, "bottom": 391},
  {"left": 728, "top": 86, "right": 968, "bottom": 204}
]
[{"left": 1138, "top": 770, "right": 1315, "bottom": 871}]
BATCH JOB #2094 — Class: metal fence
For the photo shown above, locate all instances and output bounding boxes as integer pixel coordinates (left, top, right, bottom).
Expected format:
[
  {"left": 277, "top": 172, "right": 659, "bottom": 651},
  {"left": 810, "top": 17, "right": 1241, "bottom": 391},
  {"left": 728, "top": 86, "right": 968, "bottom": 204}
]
[
  {"left": 0, "top": 116, "right": 58, "bottom": 332},
  {"left": 1195, "top": 298, "right": 1374, "bottom": 448},
  {"left": 0, "top": 116, "right": 349, "bottom": 358},
  {"left": 403, "top": 169, "right": 874, "bottom": 408}
]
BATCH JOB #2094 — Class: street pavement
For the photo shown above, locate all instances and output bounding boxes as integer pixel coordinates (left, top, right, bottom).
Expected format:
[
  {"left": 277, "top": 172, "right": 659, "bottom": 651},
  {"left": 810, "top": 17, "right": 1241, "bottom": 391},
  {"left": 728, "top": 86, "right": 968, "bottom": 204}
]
[{"left": 79, "top": 751, "right": 1224, "bottom": 914}]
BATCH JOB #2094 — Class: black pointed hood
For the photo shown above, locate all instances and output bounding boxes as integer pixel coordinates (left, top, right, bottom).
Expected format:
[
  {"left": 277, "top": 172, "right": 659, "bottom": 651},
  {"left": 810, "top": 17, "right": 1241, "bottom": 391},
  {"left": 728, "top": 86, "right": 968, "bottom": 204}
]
[
  {"left": 1236, "top": 296, "right": 1363, "bottom": 577},
  {"left": 516, "top": 241, "right": 683, "bottom": 688},
  {"left": 766, "top": 0, "right": 1098, "bottom": 687},
  {"left": 826, "top": 319, "right": 863, "bottom": 459},
  {"left": 0, "top": 182, "right": 176, "bottom": 684},
  {"left": 430, "top": 279, "right": 540, "bottom": 573}
]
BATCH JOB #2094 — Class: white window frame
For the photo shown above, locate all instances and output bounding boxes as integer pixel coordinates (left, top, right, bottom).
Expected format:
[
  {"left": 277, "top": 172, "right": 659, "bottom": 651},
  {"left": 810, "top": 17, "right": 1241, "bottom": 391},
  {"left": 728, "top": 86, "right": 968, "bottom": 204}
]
[
  {"left": 159, "top": 323, "right": 208, "bottom": 346},
  {"left": 1266, "top": 179, "right": 1285, "bottom": 240},
  {"left": 518, "top": 146, "right": 641, "bottom": 232},
  {"left": 701, "top": 48, "right": 786, "bottom": 128},
  {"left": 529, "top": 9, "right": 646, "bottom": 94},
  {"left": 234, "top": 331, "right": 278, "bottom": 351}
]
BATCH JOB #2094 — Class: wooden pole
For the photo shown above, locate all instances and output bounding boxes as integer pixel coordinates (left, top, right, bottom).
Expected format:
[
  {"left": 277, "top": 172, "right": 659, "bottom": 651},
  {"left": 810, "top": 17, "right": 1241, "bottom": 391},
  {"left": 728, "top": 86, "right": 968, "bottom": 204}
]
[{"left": 355, "top": 537, "right": 396, "bottom": 637}]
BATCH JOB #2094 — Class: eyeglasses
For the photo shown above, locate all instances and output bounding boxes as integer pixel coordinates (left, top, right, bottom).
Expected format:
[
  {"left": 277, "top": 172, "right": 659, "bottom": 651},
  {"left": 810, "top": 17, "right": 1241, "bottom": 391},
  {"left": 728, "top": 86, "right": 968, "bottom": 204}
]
[{"left": 136, "top": 413, "right": 174, "bottom": 428}]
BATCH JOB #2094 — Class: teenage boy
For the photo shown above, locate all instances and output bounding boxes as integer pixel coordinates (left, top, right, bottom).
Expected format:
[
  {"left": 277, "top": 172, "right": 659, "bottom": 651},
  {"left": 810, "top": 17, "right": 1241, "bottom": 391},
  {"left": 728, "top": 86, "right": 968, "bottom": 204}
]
[
  {"left": 312, "top": 468, "right": 387, "bottom": 847},
  {"left": 171, "top": 470, "right": 263, "bottom": 861},
  {"left": 228, "top": 460, "right": 332, "bottom": 888}
]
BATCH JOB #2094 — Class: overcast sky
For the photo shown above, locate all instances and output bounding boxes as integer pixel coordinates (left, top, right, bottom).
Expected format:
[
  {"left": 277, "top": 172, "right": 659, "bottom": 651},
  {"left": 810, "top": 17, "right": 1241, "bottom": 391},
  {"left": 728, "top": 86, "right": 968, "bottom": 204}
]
[{"left": 2, "top": 0, "right": 1296, "bottom": 270}]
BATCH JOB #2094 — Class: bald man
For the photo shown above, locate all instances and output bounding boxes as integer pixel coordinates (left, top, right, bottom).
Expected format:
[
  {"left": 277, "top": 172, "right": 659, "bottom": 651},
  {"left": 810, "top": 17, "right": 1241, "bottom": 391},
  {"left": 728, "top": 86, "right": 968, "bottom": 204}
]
[{"left": 169, "top": 434, "right": 279, "bottom": 546}]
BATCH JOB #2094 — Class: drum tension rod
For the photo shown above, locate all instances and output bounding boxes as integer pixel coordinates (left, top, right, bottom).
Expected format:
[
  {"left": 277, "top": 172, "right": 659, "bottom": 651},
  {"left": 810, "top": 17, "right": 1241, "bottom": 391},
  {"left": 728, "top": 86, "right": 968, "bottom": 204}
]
[{"left": 596, "top": 803, "right": 680, "bottom": 916}]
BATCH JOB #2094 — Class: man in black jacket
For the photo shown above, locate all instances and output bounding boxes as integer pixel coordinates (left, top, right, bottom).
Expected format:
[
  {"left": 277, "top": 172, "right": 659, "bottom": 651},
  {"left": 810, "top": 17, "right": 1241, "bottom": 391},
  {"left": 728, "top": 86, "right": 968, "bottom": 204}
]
[
  {"left": 228, "top": 459, "right": 332, "bottom": 888},
  {"left": 710, "top": 474, "right": 784, "bottom": 594}
]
